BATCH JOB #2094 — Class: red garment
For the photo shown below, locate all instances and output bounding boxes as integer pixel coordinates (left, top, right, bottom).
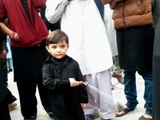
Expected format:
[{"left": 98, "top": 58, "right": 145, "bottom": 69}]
[{"left": 0, "top": 0, "right": 48, "bottom": 47}]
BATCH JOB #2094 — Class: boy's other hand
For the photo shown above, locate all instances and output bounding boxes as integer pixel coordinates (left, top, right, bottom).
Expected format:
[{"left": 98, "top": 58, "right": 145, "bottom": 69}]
[{"left": 69, "top": 78, "right": 83, "bottom": 87}]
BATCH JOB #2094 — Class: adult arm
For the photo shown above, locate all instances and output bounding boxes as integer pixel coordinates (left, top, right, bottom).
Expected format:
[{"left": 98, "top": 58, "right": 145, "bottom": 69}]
[
  {"left": 45, "top": 0, "right": 70, "bottom": 24},
  {"left": 0, "top": 22, "right": 19, "bottom": 41}
]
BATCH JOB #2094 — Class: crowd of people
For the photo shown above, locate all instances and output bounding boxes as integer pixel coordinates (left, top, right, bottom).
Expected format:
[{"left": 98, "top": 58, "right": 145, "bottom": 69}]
[{"left": 0, "top": 0, "right": 160, "bottom": 120}]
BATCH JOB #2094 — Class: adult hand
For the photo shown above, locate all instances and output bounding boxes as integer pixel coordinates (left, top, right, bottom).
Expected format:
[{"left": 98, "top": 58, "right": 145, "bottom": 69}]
[
  {"left": 10, "top": 32, "right": 19, "bottom": 42},
  {"left": 13, "top": 33, "right": 19, "bottom": 41}
]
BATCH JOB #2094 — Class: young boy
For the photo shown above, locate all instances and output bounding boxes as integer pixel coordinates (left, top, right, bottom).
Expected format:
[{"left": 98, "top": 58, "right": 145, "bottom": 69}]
[{"left": 42, "top": 29, "right": 88, "bottom": 120}]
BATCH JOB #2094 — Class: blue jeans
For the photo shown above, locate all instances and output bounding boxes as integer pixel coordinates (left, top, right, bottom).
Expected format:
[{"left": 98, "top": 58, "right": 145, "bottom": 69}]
[{"left": 124, "top": 71, "right": 153, "bottom": 116}]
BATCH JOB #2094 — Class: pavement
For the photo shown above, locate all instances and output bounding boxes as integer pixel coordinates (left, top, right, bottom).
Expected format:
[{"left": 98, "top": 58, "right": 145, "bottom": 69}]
[{"left": 8, "top": 71, "right": 146, "bottom": 120}]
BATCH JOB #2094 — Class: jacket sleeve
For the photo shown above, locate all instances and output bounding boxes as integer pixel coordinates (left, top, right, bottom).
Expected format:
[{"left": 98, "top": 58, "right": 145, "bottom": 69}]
[
  {"left": 45, "top": 0, "right": 69, "bottom": 24},
  {"left": 42, "top": 63, "right": 70, "bottom": 91},
  {"left": 32, "top": 0, "right": 46, "bottom": 8}
]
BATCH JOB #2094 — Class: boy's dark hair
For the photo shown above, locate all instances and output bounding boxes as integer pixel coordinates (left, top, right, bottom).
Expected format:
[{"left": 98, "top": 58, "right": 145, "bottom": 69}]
[{"left": 46, "top": 29, "right": 69, "bottom": 46}]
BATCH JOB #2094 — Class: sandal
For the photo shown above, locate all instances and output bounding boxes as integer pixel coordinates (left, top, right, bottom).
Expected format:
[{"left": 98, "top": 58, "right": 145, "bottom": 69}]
[
  {"left": 139, "top": 115, "right": 152, "bottom": 120},
  {"left": 116, "top": 108, "right": 133, "bottom": 117}
]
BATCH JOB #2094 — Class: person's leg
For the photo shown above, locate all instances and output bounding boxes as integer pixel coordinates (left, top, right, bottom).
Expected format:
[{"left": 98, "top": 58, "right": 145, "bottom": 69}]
[
  {"left": 98, "top": 70, "right": 115, "bottom": 120},
  {"left": 138, "top": 71, "right": 152, "bottom": 119},
  {"left": 0, "top": 98, "right": 11, "bottom": 120},
  {"left": 6, "top": 88, "right": 17, "bottom": 104},
  {"left": 37, "top": 77, "right": 54, "bottom": 118},
  {"left": 33, "top": 42, "right": 53, "bottom": 118},
  {"left": 83, "top": 74, "right": 100, "bottom": 120},
  {"left": 16, "top": 79, "right": 37, "bottom": 119},
  {"left": 6, "top": 88, "right": 17, "bottom": 111},
  {"left": 7, "top": 58, "right": 13, "bottom": 72},
  {"left": 116, "top": 71, "right": 138, "bottom": 117},
  {"left": 112, "top": 55, "right": 124, "bottom": 84},
  {"left": 124, "top": 71, "right": 138, "bottom": 109}
]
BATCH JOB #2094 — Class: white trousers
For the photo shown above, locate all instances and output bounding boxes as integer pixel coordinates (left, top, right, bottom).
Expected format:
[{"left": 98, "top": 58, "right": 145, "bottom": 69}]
[{"left": 84, "top": 70, "right": 115, "bottom": 119}]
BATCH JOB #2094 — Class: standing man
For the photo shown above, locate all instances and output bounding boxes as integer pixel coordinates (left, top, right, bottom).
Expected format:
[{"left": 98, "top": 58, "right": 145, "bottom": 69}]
[
  {"left": 0, "top": 0, "right": 49, "bottom": 120},
  {"left": 102, "top": 0, "right": 154, "bottom": 120}
]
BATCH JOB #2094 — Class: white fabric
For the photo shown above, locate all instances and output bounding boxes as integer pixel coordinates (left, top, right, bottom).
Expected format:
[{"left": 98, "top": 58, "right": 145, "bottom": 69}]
[
  {"left": 45, "top": 0, "right": 70, "bottom": 24},
  {"left": 84, "top": 70, "right": 115, "bottom": 119},
  {"left": 104, "top": 4, "right": 118, "bottom": 57},
  {"left": 46, "top": 0, "right": 113, "bottom": 75}
]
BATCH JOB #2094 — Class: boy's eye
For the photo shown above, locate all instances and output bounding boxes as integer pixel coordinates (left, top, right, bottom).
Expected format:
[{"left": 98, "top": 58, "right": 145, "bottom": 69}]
[
  {"left": 51, "top": 46, "right": 57, "bottom": 49},
  {"left": 60, "top": 45, "right": 66, "bottom": 48}
]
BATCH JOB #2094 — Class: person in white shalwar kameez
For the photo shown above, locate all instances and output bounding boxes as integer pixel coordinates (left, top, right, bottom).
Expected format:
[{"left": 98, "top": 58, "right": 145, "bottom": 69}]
[{"left": 45, "top": 0, "right": 115, "bottom": 119}]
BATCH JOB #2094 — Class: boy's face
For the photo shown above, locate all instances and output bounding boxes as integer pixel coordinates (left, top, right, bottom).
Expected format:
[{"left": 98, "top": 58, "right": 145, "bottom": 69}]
[{"left": 46, "top": 39, "right": 69, "bottom": 59}]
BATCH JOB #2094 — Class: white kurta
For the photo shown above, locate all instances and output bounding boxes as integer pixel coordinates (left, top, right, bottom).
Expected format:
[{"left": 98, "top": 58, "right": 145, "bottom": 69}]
[
  {"left": 104, "top": 4, "right": 118, "bottom": 57},
  {"left": 46, "top": 0, "right": 113, "bottom": 75}
]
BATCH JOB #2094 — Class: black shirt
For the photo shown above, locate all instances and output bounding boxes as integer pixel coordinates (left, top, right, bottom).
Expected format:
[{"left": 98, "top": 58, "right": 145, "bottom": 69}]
[{"left": 20, "top": 0, "right": 31, "bottom": 21}]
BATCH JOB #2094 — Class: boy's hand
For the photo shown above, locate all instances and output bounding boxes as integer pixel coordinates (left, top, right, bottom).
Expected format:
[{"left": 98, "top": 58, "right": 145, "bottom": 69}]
[
  {"left": 69, "top": 78, "right": 83, "bottom": 87},
  {"left": 81, "top": 103, "right": 88, "bottom": 109}
]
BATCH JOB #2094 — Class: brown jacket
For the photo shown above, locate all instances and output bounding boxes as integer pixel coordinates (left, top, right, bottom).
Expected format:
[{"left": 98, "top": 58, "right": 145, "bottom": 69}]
[{"left": 102, "top": 0, "right": 153, "bottom": 30}]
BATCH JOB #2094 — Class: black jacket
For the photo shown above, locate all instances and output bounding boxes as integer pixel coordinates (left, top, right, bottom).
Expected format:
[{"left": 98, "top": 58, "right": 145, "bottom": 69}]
[{"left": 42, "top": 55, "right": 88, "bottom": 120}]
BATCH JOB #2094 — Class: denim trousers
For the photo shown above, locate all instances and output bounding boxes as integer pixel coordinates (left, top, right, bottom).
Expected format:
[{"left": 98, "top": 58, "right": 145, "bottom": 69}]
[{"left": 124, "top": 71, "right": 153, "bottom": 116}]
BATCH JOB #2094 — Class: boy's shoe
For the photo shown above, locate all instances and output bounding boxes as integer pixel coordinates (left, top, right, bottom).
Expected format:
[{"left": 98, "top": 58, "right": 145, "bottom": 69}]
[{"left": 85, "top": 113, "right": 100, "bottom": 120}]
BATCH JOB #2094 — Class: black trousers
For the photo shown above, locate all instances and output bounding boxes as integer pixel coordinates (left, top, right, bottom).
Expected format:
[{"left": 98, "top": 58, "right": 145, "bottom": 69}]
[
  {"left": 0, "top": 96, "right": 11, "bottom": 120},
  {"left": 153, "top": 20, "right": 160, "bottom": 120},
  {"left": 11, "top": 41, "right": 51, "bottom": 118},
  {"left": 0, "top": 61, "right": 11, "bottom": 120}
]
